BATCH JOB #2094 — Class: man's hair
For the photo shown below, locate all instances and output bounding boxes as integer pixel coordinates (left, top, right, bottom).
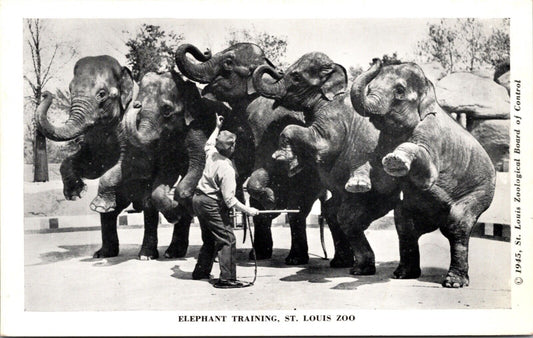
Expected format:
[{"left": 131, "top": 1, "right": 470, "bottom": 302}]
[{"left": 215, "top": 130, "right": 237, "bottom": 158}]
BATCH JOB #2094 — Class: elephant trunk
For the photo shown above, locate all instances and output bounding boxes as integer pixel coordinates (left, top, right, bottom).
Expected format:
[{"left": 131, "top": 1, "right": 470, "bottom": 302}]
[
  {"left": 350, "top": 58, "right": 382, "bottom": 116},
  {"left": 252, "top": 65, "right": 287, "bottom": 100},
  {"left": 36, "top": 91, "right": 94, "bottom": 141},
  {"left": 124, "top": 105, "right": 160, "bottom": 147},
  {"left": 175, "top": 44, "right": 219, "bottom": 83}
]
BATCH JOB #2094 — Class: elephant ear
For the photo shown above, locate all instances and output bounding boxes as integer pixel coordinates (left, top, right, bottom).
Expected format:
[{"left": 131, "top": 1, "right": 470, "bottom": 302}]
[
  {"left": 183, "top": 81, "right": 203, "bottom": 126},
  {"left": 418, "top": 79, "right": 437, "bottom": 120},
  {"left": 320, "top": 63, "right": 347, "bottom": 100},
  {"left": 119, "top": 67, "right": 135, "bottom": 111}
]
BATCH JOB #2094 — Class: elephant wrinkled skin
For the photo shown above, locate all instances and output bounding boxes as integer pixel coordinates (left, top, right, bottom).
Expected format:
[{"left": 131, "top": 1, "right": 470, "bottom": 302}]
[
  {"left": 176, "top": 43, "right": 340, "bottom": 265},
  {"left": 253, "top": 52, "right": 401, "bottom": 274},
  {"left": 350, "top": 59, "right": 496, "bottom": 287}
]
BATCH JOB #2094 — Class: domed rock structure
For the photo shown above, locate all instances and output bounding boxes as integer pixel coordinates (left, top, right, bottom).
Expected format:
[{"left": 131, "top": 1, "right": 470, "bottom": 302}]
[{"left": 435, "top": 72, "right": 510, "bottom": 171}]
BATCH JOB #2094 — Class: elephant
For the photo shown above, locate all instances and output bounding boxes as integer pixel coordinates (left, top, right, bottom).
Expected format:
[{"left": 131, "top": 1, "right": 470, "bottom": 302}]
[
  {"left": 34, "top": 56, "right": 207, "bottom": 259},
  {"left": 350, "top": 59, "right": 496, "bottom": 287},
  {"left": 252, "top": 52, "right": 401, "bottom": 275},
  {"left": 175, "top": 43, "right": 348, "bottom": 266},
  {"left": 90, "top": 70, "right": 229, "bottom": 259}
]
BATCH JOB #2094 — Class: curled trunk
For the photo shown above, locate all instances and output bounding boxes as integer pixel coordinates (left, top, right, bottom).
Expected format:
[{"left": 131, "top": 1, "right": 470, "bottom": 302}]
[
  {"left": 175, "top": 44, "right": 220, "bottom": 83},
  {"left": 36, "top": 91, "right": 92, "bottom": 141},
  {"left": 350, "top": 59, "right": 382, "bottom": 116},
  {"left": 124, "top": 106, "right": 160, "bottom": 147},
  {"left": 252, "top": 65, "right": 287, "bottom": 100}
]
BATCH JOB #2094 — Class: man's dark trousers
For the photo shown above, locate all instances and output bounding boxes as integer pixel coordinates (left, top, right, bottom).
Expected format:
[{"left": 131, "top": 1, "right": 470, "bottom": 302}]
[{"left": 192, "top": 192, "right": 236, "bottom": 281}]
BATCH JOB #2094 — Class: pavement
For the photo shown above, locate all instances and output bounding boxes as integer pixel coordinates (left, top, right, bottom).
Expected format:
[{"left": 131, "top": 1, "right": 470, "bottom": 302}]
[{"left": 24, "top": 223, "right": 511, "bottom": 311}]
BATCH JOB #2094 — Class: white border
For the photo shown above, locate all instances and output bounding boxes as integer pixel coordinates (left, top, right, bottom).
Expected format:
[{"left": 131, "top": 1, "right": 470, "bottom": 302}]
[{"left": 2, "top": 0, "right": 532, "bottom": 335}]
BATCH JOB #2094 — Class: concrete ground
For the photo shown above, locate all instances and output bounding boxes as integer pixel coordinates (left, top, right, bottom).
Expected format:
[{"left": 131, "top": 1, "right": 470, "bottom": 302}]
[{"left": 24, "top": 222, "right": 511, "bottom": 311}]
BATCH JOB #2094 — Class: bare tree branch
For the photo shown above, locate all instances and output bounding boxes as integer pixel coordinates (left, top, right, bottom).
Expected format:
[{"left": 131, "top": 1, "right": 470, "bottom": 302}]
[{"left": 41, "top": 43, "right": 59, "bottom": 86}]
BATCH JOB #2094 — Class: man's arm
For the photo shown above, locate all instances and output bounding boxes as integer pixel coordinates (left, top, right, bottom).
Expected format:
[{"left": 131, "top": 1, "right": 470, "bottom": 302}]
[
  {"left": 219, "top": 165, "right": 259, "bottom": 216},
  {"left": 204, "top": 113, "right": 224, "bottom": 154}
]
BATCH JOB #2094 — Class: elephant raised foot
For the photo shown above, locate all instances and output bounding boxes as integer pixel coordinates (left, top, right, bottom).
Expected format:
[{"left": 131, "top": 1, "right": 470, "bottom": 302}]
[
  {"left": 64, "top": 180, "right": 87, "bottom": 201},
  {"left": 392, "top": 264, "right": 421, "bottom": 279},
  {"left": 93, "top": 245, "right": 119, "bottom": 258},
  {"left": 442, "top": 271, "right": 469, "bottom": 288},
  {"left": 344, "top": 175, "right": 372, "bottom": 193},
  {"left": 90, "top": 193, "right": 116, "bottom": 213}
]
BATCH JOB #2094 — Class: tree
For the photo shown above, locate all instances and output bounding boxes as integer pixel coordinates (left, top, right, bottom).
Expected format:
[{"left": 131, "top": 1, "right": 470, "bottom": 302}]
[
  {"left": 416, "top": 18, "right": 509, "bottom": 74},
  {"left": 226, "top": 29, "right": 289, "bottom": 69},
  {"left": 416, "top": 19, "right": 460, "bottom": 73},
  {"left": 124, "top": 24, "right": 184, "bottom": 82},
  {"left": 484, "top": 18, "right": 510, "bottom": 68},
  {"left": 24, "top": 19, "right": 76, "bottom": 181},
  {"left": 348, "top": 65, "right": 363, "bottom": 82}
]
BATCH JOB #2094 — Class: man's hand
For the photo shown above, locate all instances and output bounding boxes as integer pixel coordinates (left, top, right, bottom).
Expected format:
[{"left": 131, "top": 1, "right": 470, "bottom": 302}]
[
  {"left": 216, "top": 113, "right": 224, "bottom": 129},
  {"left": 246, "top": 207, "right": 259, "bottom": 216}
]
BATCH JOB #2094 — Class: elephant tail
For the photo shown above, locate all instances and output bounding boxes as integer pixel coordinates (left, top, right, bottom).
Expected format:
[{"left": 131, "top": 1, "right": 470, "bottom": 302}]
[{"left": 318, "top": 195, "right": 328, "bottom": 260}]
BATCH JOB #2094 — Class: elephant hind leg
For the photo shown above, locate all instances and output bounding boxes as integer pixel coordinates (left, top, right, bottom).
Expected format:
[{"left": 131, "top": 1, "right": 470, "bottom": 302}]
[
  {"left": 439, "top": 196, "right": 483, "bottom": 288},
  {"left": 93, "top": 193, "right": 129, "bottom": 258},
  {"left": 164, "top": 206, "right": 193, "bottom": 259},
  {"left": 138, "top": 206, "right": 160, "bottom": 260},
  {"left": 392, "top": 205, "right": 426, "bottom": 279},
  {"left": 323, "top": 196, "right": 354, "bottom": 268}
]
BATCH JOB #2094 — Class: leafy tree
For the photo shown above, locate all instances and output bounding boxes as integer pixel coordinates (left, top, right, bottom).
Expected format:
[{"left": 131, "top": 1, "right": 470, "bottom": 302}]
[
  {"left": 416, "top": 18, "right": 509, "bottom": 74},
  {"left": 416, "top": 19, "right": 460, "bottom": 73},
  {"left": 124, "top": 24, "right": 184, "bottom": 82},
  {"left": 227, "top": 29, "right": 288, "bottom": 69},
  {"left": 24, "top": 19, "right": 77, "bottom": 181},
  {"left": 381, "top": 52, "right": 402, "bottom": 66},
  {"left": 484, "top": 18, "right": 510, "bottom": 68}
]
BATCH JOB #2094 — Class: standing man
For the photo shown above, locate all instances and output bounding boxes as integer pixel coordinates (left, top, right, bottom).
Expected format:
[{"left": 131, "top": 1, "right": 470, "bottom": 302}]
[{"left": 192, "top": 113, "right": 259, "bottom": 288}]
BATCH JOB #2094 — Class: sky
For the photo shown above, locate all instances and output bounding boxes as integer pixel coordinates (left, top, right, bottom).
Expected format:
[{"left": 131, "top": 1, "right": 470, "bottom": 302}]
[{"left": 23, "top": 18, "right": 506, "bottom": 94}]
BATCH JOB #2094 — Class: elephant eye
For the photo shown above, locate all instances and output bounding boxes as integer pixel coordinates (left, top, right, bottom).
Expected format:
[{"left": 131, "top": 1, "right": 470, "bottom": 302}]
[
  {"left": 291, "top": 73, "right": 301, "bottom": 82},
  {"left": 394, "top": 85, "right": 406, "bottom": 97},
  {"left": 96, "top": 90, "right": 107, "bottom": 101},
  {"left": 161, "top": 104, "right": 174, "bottom": 117}
]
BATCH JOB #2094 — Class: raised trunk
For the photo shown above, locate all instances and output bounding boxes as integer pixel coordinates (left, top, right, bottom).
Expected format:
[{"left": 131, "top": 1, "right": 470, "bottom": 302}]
[
  {"left": 350, "top": 59, "right": 382, "bottom": 116},
  {"left": 175, "top": 44, "right": 220, "bottom": 83},
  {"left": 252, "top": 65, "right": 287, "bottom": 100},
  {"left": 36, "top": 91, "right": 92, "bottom": 141}
]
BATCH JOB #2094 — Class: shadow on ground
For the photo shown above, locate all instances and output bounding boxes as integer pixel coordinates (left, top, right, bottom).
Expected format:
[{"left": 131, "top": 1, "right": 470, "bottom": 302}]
[{"left": 30, "top": 244, "right": 203, "bottom": 267}]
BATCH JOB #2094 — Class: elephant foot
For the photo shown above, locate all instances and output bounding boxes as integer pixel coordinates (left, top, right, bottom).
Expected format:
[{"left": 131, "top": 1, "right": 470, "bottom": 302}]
[
  {"left": 442, "top": 271, "right": 469, "bottom": 288},
  {"left": 93, "top": 245, "right": 119, "bottom": 258},
  {"left": 285, "top": 254, "right": 309, "bottom": 265},
  {"left": 393, "top": 264, "right": 421, "bottom": 279},
  {"left": 249, "top": 249, "right": 272, "bottom": 261},
  {"left": 345, "top": 175, "right": 372, "bottom": 193},
  {"left": 64, "top": 180, "right": 87, "bottom": 201},
  {"left": 350, "top": 264, "right": 376, "bottom": 275},
  {"left": 330, "top": 254, "right": 354, "bottom": 268},
  {"left": 138, "top": 247, "right": 159, "bottom": 260},
  {"left": 164, "top": 242, "right": 188, "bottom": 258},
  {"left": 382, "top": 152, "right": 411, "bottom": 177},
  {"left": 90, "top": 194, "right": 117, "bottom": 213}
]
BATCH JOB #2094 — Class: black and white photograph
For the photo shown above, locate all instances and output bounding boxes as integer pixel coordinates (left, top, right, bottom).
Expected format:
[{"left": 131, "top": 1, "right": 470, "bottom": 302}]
[{"left": 1, "top": 0, "right": 532, "bottom": 336}]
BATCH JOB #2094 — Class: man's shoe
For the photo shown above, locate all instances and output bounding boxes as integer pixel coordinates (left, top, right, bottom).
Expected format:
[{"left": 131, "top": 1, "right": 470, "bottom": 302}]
[{"left": 213, "top": 279, "right": 252, "bottom": 288}]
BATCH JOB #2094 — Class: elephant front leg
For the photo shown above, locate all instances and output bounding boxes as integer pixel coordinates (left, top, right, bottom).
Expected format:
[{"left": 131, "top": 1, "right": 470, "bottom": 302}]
[
  {"left": 345, "top": 161, "right": 372, "bottom": 193},
  {"left": 272, "top": 125, "right": 318, "bottom": 177},
  {"left": 60, "top": 151, "right": 89, "bottom": 201},
  {"left": 382, "top": 142, "right": 438, "bottom": 189},
  {"left": 90, "top": 162, "right": 122, "bottom": 213}
]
